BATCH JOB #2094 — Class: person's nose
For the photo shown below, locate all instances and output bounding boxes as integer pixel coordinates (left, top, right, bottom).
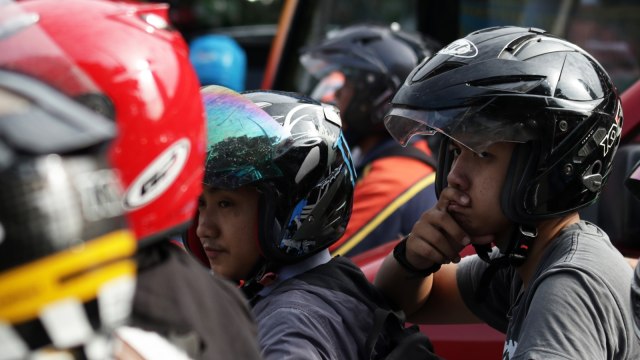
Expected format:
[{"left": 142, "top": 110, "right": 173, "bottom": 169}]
[
  {"left": 196, "top": 208, "right": 219, "bottom": 240},
  {"left": 446, "top": 153, "right": 470, "bottom": 192}
]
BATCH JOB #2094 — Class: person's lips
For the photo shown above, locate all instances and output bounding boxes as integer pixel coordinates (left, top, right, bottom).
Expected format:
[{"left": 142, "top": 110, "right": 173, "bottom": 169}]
[
  {"left": 447, "top": 203, "right": 471, "bottom": 228},
  {"left": 447, "top": 200, "right": 469, "bottom": 213},
  {"left": 203, "top": 244, "right": 226, "bottom": 260}
]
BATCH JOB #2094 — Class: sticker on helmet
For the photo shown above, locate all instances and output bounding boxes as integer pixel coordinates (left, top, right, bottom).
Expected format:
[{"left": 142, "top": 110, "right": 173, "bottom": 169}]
[
  {"left": 599, "top": 123, "right": 620, "bottom": 157},
  {"left": 438, "top": 39, "right": 478, "bottom": 58},
  {"left": 75, "top": 169, "right": 123, "bottom": 222},
  {"left": 123, "top": 139, "right": 190, "bottom": 210}
]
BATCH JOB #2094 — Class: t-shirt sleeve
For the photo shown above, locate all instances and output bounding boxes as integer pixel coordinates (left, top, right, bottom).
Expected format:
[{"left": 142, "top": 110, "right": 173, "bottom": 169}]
[
  {"left": 511, "top": 270, "right": 623, "bottom": 360},
  {"left": 257, "top": 306, "right": 339, "bottom": 360}
]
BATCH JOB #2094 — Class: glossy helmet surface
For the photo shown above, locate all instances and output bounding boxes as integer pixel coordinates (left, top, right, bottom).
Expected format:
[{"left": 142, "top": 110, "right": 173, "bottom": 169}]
[
  {"left": 0, "top": 67, "right": 137, "bottom": 356},
  {"left": 9, "top": 0, "right": 206, "bottom": 245},
  {"left": 194, "top": 86, "right": 355, "bottom": 264},
  {"left": 190, "top": 34, "right": 247, "bottom": 91},
  {"left": 300, "top": 24, "right": 435, "bottom": 139},
  {"left": 385, "top": 26, "right": 622, "bottom": 223}
]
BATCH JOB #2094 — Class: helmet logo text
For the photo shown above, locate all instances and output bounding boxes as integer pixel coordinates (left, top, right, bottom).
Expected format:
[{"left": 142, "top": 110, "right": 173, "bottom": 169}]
[
  {"left": 599, "top": 123, "right": 620, "bottom": 157},
  {"left": 438, "top": 39, "right": 478, "bottom": 58},
  {"left": 76, "top": 169, "right": 123, "bottom": 221},
  {"left": 123, "top": 138, "right": 190, "bottom": 210}
]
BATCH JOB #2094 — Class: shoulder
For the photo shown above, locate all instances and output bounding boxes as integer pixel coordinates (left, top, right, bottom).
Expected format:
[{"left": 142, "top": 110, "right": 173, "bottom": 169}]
[
  {"left": 254, "top": 280, "right": 368, "bottom": 360},
  {"left": 254, "top": 278, "right": 368, "bottom": 321},
  {"left": 540, "top": 221, "right": 631, "bottom": 284}
]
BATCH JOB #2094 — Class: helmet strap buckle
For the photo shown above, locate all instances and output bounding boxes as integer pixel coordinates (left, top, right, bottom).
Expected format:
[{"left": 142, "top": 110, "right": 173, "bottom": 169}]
[{"left": 508, "top": 224, "right": 537, "bottom": 267}]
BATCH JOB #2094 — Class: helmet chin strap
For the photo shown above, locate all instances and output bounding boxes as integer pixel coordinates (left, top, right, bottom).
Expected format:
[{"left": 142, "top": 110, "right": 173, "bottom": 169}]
[
  {"left": 241, "top": 187, "right": 281, "bottom": 303},
  {"left": 473, "top": 224, "right": 537, "bottom": 302},
  {"left": 240, "top": 258, "right": 279, "bottom": 304}
]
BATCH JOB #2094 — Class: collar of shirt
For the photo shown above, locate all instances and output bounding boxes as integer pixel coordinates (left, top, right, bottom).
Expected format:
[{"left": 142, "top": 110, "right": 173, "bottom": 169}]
[{"left": 257, "top": 249, "right": 332, "bottom": 297}]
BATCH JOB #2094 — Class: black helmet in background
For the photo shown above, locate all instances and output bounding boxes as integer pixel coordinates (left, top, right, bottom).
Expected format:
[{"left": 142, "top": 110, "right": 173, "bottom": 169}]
[
  {"left": 300, "top": 24, "right": 438, "bottom": 142},
  {"left": 385, "top": 26, "right": 621, "bottom": 261},
  {"left": 187, "top": 86, "right": 355, "bottom": 268}
]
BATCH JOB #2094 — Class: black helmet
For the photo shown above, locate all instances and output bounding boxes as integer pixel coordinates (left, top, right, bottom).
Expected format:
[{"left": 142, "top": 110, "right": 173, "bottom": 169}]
[
  {"left": 199, "top": 86, "right": 355, "bottom": 265},
  {"left": 0, "top": 69, "right": 137, "bottom": 355},
  {"left": 300, "top": 24, "right": 436, "bottom": 140},
  {"left": 385, "top": 26, "right": 622, "bottom": 225}
]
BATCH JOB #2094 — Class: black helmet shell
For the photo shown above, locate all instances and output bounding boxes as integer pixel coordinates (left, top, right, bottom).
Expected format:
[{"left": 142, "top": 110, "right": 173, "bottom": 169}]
[
  {"left": 300, "top": 24, "right": 435, "bottom": 139},
  {"left": 385, "top": 26, "right": 622, "bottom": 223},
  {"left": 202, "top": 86, "right": 356, "bottom": 264}
]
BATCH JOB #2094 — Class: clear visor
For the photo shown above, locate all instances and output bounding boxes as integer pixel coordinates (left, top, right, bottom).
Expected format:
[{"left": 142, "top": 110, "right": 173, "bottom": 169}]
[
  {"left": 309, "top": 71, "right": 345, "bottom": 104},
  {"left": 300, "top": 53, "right": 339, "bottom": 80},
  {"left": 300, "top": 45, "right": 387, "bottom": 80},
  {"left": 201, "top": 86, "right": 292, "bottom": 189},
  {"left": 384, "top": 106, "right": 538, "bottom": 153}
]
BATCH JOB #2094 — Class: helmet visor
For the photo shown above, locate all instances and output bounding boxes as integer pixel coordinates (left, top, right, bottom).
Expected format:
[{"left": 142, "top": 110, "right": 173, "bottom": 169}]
[
  {"left": 384, "top": 105, "right": 539, "bottom": 153},
  {"left": 202, "top": 86, "right": 291, "bottom": 189},
  {"left": 300, "top": 45, "right": 387, "bottom": 80}
]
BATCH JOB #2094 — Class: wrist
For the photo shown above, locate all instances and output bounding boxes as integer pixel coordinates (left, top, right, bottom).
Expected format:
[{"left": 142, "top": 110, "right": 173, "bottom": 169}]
[{"left": 393, "top": 235, "right": 441, "bottom": 278}]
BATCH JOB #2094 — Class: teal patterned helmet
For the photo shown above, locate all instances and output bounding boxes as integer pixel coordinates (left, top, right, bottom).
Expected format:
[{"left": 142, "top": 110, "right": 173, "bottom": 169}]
[{"left": 195, "top": 86, "right": 355, "bottom": 264}]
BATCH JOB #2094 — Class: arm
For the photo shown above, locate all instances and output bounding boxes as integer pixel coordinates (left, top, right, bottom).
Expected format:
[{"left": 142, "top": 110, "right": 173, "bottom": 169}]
[
  {"left": 375, "top": 255, "right": 479, "bottom": 324},
  {"left": 374, "top": 186, "right": 483, "bottom": 324}
]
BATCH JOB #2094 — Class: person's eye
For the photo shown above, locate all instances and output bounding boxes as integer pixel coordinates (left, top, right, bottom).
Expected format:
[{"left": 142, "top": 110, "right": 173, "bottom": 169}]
[
  {"left": 477, "top": 151, "right": 490, "bottom": 159},
  {"left": 218, "top": 200, "right": 232, "bottom": 208},
  {"left": 197, "top": 196, "right": 206, "bottom": 209},
  {"left": 449, "top": 146, "right": 461, "bottom": 157}
]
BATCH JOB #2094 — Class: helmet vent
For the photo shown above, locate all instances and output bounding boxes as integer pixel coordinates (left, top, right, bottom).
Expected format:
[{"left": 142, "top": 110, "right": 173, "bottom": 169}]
[
  {"left": 469, "top": 76, "right": 544, "bottom": 93},
  {"left": 413, "top": 62, "right": 464, "bottom": 83},
  {"left": 500, "top": 35, "right": 540, "bottom": 58}
]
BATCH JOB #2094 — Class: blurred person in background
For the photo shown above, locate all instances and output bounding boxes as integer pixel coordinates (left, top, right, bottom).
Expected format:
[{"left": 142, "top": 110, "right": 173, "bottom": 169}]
[
  {"left": 300, "top": 24, "right": 442, "bottom": 257},
  {"left": 0, "top": 1, "right": 262, "bottom": 359}
]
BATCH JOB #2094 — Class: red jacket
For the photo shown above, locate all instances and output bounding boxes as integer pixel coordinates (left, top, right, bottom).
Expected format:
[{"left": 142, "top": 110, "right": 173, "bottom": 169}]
[{"left": 331, "top": 139, "right": 437, "bottom": 256}]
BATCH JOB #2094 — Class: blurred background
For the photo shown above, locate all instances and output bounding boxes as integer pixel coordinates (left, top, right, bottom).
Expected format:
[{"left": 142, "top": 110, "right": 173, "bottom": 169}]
[{"left": 145, "top": 0, "right": 640, "bottom": 95}]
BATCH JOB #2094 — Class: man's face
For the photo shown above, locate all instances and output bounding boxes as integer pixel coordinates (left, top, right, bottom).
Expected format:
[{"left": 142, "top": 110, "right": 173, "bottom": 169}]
[
  {"left": 444, "top": 140, "right": 515, "bottom": 246},
  {"left": 196, "top": 185, "right": 261, "bottom": 281}
]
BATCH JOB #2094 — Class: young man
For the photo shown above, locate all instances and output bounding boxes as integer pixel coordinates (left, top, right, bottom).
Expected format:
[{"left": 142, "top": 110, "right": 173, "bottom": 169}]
[
  {"left": 186, "top": 86, "right": 437, "bottom": 359},
  {"left": 375, "top": 26, "right": 640, "bottom": 359},
  {"left": 300, "top": 24, "right": 440, "bottom": 256},
  {"left": 1, "top": 1, "right": 262, "bottom": 358}
]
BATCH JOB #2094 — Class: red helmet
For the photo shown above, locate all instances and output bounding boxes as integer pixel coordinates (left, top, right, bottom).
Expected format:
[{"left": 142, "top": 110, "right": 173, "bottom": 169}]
[{"left": 6, "top": 0, "right": 206, "bottom": 244}]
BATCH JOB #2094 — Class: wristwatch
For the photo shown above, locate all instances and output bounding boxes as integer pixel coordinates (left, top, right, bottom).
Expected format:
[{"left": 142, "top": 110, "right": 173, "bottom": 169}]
[{"left": 393, "top": 235, "right": 441, "bottom": 278}]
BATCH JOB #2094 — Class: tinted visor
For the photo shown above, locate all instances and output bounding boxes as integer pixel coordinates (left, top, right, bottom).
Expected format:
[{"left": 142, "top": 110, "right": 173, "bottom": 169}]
[
  {"left": 384, "top": 105, "right": 538, "bottom": 153},
  {"left": 202, "top": 86, "right": 291, "bottom": 189}
]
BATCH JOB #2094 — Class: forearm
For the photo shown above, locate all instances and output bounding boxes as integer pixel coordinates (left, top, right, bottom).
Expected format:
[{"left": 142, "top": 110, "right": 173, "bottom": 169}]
[
  {"left": 375, "top": 254, "right": 480, "bottom": 324},
  {"left": 373, "top": 252, "right": 434, "bottom": 316}
]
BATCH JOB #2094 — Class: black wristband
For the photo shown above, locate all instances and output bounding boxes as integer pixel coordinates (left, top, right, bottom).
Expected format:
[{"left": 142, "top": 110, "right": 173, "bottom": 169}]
[{"left": 393, "top": 236, "right": 441, "bottom": 278}]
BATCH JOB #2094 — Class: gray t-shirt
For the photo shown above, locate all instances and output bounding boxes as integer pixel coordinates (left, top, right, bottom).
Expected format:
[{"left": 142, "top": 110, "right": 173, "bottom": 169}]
[{"left": 458, "top": 221, "right": 640, "bottom": 359}]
